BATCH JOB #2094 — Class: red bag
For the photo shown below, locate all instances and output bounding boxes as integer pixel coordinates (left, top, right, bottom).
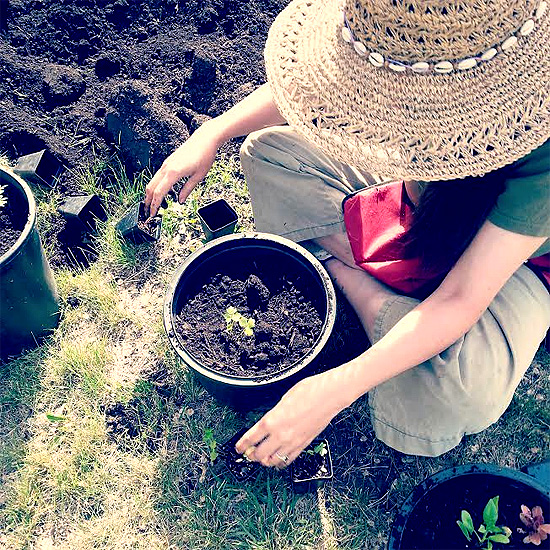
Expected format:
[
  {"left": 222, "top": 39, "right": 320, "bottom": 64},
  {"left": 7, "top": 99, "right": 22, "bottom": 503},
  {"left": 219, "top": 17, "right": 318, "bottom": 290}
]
[{"left": 343, "top": 180, "right": 443, "bottom": 296}]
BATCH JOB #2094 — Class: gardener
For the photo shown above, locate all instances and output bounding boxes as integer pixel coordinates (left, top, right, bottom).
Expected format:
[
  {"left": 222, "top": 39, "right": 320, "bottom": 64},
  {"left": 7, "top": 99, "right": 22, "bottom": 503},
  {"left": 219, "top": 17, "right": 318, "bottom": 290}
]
[{"left": 145, "top": 0, "right": 550, "bottom": 460}]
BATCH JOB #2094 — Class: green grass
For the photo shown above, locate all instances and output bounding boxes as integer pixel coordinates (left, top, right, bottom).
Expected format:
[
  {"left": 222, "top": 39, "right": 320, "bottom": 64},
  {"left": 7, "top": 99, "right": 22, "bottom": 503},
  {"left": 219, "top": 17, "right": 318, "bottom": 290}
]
[{"left": 0, "top": 153, "right": 549, "bottom": 549}]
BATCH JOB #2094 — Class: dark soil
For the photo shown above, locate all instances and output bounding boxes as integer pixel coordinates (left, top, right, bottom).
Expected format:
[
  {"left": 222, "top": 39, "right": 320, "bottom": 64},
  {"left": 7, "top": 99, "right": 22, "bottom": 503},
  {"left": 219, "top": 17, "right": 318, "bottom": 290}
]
[
  {"left": 399, "top": 474, "right": 550, "bottom": 550},
  {"left": 1, "top": 0, "right": 289, "bottom": 266},
  {"left": 176, "top": 273, "right": 323, "bottom": 378},
  {"left": 0, "top": 182, "right": 27, "bottom": 256},
  {"left": 137, "top": 202, "right": 161, "bottom": 237},
  {"left": 292, "top": 440, "right": 332, "bottom": 481},
  {"left": 0, "top": 209, "right": 20, "bottom": 255},
  {"left": 222, "top": 428, "right": 260, "bottom": 482}
]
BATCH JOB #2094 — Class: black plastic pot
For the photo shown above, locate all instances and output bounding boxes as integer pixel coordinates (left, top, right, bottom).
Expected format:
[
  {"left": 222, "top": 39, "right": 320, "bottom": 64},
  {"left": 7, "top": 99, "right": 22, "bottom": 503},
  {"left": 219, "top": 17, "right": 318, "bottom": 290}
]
[
  {"left": 198, "top": 199, "right": 238, "bottom": 241},
  {"left": 116, "top": 202, "right": 162, "bottom": 244},
  {"left": 58, "top": 194, "right": 107, "bottom": 233},
  {"left": 0, "top": 167, "right": 60, "bottom": 360},
  {"left": 221, "top": 428, "right": 261, "bottom": 482},
  {"left": 291, "top": 439, "right": 333, "bottom": 493},
  {"left": 13, "top": 149, "right": 63, "bottom": 187},
  {"left": 164, "top": 233, "right": 337, "bottom": 410},
  {"left": 388, "top": 463, "right": 550, "bottom": 550}
]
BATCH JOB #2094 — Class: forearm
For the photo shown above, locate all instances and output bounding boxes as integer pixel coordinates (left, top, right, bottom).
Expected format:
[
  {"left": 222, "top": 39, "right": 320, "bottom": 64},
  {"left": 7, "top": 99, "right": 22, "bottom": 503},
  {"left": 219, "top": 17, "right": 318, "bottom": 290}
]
[
  {"left": 336, "top": 291, "right": 481, "bottom": 407},
  {"left": 208, "top": 83, "right": 286, "bottom": 145}
]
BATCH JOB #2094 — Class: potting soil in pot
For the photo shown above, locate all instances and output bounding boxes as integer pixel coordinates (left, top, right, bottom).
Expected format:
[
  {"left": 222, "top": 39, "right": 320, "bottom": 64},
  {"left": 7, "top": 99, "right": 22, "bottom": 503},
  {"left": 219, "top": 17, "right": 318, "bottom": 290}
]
[
  {"left": 175, "top": 273, "right": 323, "bottom": 378},
  {"left": 400, "top": 474, "right": 550, "bottom": 549},
  {"left": 0, "top": 186, "right": 25, "bottom": 256}
]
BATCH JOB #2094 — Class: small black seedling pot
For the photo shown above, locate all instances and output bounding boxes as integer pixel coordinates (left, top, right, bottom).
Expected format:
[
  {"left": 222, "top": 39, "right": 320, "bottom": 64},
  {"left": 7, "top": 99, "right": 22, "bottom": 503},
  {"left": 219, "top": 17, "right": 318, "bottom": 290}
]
[
  {"left": 221, "top": 428, "right": 260, "bottom": 482},
  {"left": 13, "top": 149, "right": 63, "bottom": 187},
  {"left": 198, "top": 199, "right": 238, "bottom": 241},
  {"left": 116, "top": 202, "right": 162, "bottom": 244},
  {"left": 291, "top": 439, "right": 333, "bottom": 493},
  {"left": 58, "top": 194, "right": 107, "bottom": 233}
]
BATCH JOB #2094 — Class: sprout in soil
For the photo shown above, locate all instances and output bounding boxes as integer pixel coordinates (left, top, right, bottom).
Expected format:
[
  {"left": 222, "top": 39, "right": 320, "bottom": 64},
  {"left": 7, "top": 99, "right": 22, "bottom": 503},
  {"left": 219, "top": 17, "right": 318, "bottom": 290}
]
[
  {"left": 519, "top": 504, "right": 550, "bottom": 546},
  {"left": 305, "top": 441, "right": 328, "bottom": 457},
  {"left": 0, "top": 185, "right": 7, "bottom": 208},
  {"left": 223, "top": 306, "right": 255, "bottom": 337},
  {"left": 457, "top": 496, "right": 512, "bottom": 549},
  {"left": 202, "top": 428, "right": 218, "bottom": 463}
]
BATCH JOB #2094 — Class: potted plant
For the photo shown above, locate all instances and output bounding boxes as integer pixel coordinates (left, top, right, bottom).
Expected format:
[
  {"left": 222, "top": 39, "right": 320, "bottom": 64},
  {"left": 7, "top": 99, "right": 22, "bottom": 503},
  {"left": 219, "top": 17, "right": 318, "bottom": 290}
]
[
  {"left": 388, "top": 463, "right": 550, "bottom": 550},
  {"left": 163, "top": 232, "right": 337, "bottom": 410},
  {"left": 116, "top": 201, "right": 162, "bottom": 244},
  {"left": 291, "top": 439, "right": 333, "bottom": 493},
  {"left": 0, "top": 167, "right": 60, "bottom": 360},
  {"left": 220, "top": 428, "right": 261, "bottom": 482}
]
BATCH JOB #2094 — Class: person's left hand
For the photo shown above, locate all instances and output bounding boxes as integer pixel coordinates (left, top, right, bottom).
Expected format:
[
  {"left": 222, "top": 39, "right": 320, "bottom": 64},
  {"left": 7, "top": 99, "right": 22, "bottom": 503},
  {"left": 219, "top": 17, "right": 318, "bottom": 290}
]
[{"left": 235, "top": 370, "right": 349, "bottom": 468}]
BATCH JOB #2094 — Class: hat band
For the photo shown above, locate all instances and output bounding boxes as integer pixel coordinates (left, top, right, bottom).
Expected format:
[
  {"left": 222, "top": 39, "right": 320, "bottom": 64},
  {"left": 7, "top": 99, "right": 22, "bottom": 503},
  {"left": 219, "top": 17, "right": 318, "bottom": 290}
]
[{"left": 341, "top": 0, "right": 547, "bottom": 74}]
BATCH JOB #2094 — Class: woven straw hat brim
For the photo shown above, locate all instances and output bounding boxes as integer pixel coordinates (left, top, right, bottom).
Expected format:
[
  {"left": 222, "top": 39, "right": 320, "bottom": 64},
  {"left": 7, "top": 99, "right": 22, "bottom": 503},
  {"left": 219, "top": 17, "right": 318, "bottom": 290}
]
[{"left": 264, "top": 0, "right": 550, "bottom": 181}]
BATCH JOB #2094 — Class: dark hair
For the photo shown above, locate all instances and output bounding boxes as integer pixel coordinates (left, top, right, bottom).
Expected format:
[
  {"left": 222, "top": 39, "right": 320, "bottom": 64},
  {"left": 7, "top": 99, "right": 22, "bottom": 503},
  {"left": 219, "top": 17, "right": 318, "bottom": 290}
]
[{"left": 404, "top": 167, "right": 508, "bottom": 279}]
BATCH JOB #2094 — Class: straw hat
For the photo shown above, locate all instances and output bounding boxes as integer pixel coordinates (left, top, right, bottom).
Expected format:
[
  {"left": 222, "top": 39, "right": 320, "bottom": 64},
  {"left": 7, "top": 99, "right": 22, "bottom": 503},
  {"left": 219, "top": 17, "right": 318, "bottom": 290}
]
[{"left": 264, "top": 0, "right": 550, "bottom": 181}]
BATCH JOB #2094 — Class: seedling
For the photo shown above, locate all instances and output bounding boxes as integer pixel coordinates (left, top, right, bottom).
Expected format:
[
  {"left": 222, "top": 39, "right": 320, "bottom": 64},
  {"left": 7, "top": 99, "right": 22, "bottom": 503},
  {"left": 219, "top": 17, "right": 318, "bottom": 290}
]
[
  {"left": 202, "top": 428, "right": 218, "bottom": 463},
  {"left": 519, "top": 504, "right": 550, "bottom": 546},
  {"left": 305, "top": 441, "right": 327, "bottom": 456},
  {"left": 223, "top": 306, "right": 255, "bottom": 336},
  {"left": 457, "top": 496, "right": 511, "bottom": 549},
  {"left": 0, "top": 185, "right": 6, "bottom": 208}
]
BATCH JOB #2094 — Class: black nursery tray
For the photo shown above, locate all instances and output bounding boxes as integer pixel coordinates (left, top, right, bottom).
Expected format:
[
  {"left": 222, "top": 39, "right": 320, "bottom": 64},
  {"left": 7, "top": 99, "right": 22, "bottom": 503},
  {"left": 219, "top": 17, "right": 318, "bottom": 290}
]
[
  {"left": 116, "top": 201, "right": 162, "bottom": 244},
  {"left": 291, "top": 439, "right": 333, "bottom": 493},
  {"left": 221, "top": 429, "right": 260, "bottom": 482}
]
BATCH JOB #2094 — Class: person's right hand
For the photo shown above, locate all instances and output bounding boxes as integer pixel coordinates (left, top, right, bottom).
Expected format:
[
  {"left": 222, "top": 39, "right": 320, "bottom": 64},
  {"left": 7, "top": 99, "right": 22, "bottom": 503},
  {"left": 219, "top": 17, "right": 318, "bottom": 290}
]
[{"left": 144, "top": 121, "right": 222, "bottom": 217}]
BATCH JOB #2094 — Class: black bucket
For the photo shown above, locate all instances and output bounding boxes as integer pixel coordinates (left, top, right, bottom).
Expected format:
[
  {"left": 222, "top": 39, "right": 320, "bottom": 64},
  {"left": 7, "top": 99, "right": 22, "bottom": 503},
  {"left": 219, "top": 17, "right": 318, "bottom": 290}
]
[
  {"left": 388, "top": 463, "right": 550, "bottom": 550},
  {"left": 163, "top": 232, "right": 337, "bottom": 410},
  {"left": 0, "top": 167, "right": 60, "bottom": 360}
]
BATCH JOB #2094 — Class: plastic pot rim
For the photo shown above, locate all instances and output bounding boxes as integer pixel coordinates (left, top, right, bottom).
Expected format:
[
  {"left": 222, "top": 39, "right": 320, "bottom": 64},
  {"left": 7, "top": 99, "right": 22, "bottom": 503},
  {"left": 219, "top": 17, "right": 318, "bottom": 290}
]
[
  {"left": 388, "top": 462, "right": 550, "bottom": 550},
  {"left": 0, "top": 167, "right": 37, "bottom": 269},
  {"left": 163, "top": 232, "right": 337, "bottom": 388}
]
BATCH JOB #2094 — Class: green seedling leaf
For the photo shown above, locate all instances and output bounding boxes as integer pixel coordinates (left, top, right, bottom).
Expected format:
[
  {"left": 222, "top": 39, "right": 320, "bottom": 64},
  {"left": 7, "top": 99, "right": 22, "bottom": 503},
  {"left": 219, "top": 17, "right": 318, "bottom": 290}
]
[
  {"left": 460, "top": 510, "right": 474, "bottom": 533},
  {"left": 457, "top": 521, "right": 472, "bottom": 542},
  {"left": 238, "top": 316, "right": 247, "bottom": 328},
  {"left": 226, "top": 306, "right": 237, "bottom": 315},
  {"left": 483, "top": 496, "right": 499, "bottom": 528},
  {"left": 46, "top": 414, "right": 66, "bottom": 422},
  {"left": 488, "top": 534, "right": 510, "bottom": 544},
  {"left": 479, "top": 524, "right": 487, "bottom": 534},
  {"left": 243, "top": 327, "right": 253, "bottom": 336}
]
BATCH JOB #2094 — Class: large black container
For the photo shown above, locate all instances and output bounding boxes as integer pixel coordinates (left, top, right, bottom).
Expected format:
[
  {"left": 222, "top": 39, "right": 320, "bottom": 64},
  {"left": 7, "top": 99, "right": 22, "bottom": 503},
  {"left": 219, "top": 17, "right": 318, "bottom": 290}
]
[
  {"left": 0, "top": 167, "right": 60, "bottom": 360},
  {"left": 388, "top": 463, "right": 550, "bottom": 550},
  {"left": 164, "top": 232, "right": 337, "bottom": 410}
]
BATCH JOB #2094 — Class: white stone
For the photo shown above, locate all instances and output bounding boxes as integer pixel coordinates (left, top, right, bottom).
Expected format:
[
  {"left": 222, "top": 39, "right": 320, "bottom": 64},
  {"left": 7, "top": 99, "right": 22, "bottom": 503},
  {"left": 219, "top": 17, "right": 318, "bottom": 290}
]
[
  {"left": 434, "top": 61, "right": 454, "bottom": 73},
  {"left": 388, "top": 62, "right": 407, "bottom": 72},
  {"left": 354, "top": 41, "right": 368, "bottom": 56},
  {"left": 457, "top": 57, "right": 478, "bottom": 70},
  {"left": 342, "top": 26, "right": 353, "bottom": 43},
  {"left": 411, "top": 61, "right": 430, "bottom": 73},
  {"left": 501, "top": 35, "right": 518, "bottom": 50},
  {"left": 536, "top": 1, "right": 547, "bottom": 19},
  {"left": 480, "top": 47, "right": 498, "bottom": 61},
  {"left": 368, "top": 52, "right": 384, "bottom": 67}
]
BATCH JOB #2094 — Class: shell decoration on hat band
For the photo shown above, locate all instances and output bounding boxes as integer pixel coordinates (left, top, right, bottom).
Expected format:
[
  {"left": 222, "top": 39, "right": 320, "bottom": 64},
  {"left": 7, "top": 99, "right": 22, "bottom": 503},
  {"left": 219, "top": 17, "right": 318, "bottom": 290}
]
[{"left": 340, "top": 0, "right": 548, "bottom": 74}]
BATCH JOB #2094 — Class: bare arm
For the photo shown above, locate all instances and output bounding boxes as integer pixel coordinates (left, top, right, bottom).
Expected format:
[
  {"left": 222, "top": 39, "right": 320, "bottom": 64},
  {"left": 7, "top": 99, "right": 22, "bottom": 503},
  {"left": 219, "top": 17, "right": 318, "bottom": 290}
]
[
  {"left": 236, "top": 221, "right": 546, "bottom": 465},
  {"left": 145, "top": 83, "right": 285, "bottom": 216},
  {"left": 336, "top": 222, "right": 546, "bottom": 405}
]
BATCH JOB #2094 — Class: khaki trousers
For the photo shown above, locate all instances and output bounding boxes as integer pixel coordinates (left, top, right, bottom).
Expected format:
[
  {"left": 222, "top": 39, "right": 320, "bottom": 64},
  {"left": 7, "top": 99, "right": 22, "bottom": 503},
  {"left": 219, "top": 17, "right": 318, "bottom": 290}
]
[{"left": 240, "top": 126, "right": 550, "bottom": 457}]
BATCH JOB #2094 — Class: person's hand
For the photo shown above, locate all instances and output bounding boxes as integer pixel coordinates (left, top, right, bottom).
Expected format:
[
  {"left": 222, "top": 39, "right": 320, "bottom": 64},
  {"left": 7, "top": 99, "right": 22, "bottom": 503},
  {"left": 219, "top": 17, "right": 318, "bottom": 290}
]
[
  {"left": 144, "top": 121, "right": 223, "bottom": 217},
  {"left": 235, "top": 370, "right": 349, "bottom": 468}
]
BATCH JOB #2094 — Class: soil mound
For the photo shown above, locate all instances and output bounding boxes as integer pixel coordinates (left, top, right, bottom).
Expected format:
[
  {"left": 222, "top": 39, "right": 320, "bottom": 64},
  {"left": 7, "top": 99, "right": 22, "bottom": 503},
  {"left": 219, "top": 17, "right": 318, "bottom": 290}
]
[{"left": 0, "top": 0, "right": 289, "bottom": 175}]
